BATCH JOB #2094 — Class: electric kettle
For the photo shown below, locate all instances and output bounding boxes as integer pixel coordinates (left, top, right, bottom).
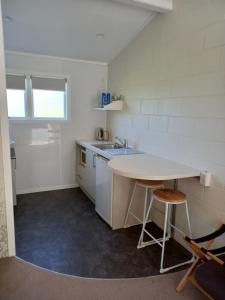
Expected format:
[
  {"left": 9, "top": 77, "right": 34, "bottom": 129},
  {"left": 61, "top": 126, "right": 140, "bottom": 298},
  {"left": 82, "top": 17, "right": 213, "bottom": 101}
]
[{"left": 95, "top": 128, "right": 104, "bottom": 141}]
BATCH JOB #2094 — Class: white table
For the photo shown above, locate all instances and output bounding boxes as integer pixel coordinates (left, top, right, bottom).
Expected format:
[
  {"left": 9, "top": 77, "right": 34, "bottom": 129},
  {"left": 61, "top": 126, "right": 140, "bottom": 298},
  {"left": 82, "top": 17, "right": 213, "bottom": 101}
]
[
  {"left": 108, "top": 154, "right": 200, "bottom": 236},
  {"left": 108, "top": 154, "right": 200, "bottom": 181}
]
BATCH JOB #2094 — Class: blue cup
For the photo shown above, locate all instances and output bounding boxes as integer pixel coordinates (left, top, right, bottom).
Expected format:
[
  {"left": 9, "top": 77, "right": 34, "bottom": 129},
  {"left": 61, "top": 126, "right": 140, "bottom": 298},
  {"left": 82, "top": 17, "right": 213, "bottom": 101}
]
[
  {"left": 101, "top": 92, "right": 107, "bottom": 107},
  {"left": 107, "top": 93, "right": 111, "bottom": 105}
]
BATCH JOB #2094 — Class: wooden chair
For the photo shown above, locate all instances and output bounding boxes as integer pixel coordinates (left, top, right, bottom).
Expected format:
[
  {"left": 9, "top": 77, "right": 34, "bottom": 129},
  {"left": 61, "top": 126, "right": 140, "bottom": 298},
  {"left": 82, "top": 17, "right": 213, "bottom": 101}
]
[{"left": 176, "top": 223, "right": 225, "bottom": 300}]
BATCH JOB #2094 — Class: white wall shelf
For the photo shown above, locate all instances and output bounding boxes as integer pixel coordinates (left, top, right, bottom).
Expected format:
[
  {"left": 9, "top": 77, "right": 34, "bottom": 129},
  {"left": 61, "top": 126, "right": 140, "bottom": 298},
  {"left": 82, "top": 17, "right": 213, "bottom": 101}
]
[{"left": 94, "top": 100, "right": 123, "bottom": 111}]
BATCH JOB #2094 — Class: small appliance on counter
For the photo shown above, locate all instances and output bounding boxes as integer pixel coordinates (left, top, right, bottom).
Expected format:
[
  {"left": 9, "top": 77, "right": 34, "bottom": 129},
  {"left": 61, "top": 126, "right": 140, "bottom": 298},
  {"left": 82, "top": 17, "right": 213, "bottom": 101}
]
[
  {"left": 95, "top": 128, "right": 104, "bottom": 141},
  {"left": 95, "top": 128, "right": 110, "bottom": 141},
  {"left": 103, "top": 130, "right": 109, "bottom": 141}
]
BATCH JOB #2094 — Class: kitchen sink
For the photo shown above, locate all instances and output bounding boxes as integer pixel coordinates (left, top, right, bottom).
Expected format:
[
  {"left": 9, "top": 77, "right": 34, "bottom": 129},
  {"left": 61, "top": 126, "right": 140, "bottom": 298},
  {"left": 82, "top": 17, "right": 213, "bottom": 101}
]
[
  {"left": 92, "top": 143, "right": 123, "bottom": 150},
  {"left": 92, "top": 143, "right": 143, "bottom": 156}
]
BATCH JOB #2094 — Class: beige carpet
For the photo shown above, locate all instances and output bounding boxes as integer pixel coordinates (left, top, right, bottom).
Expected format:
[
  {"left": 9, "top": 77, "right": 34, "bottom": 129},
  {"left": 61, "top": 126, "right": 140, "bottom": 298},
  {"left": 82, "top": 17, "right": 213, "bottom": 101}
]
[{"left": 0, "top": 257, "right": 205, "bottom": 300}]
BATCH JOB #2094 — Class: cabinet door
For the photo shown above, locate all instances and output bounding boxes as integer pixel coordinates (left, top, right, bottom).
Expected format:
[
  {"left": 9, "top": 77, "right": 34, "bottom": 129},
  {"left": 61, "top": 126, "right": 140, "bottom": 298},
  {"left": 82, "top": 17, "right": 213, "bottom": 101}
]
[
  {"left": 96, "top": 156, "right": 112, "bottom": 226},
  {"left": 86, "top": 149, "right": 96, "bottom": 201}
]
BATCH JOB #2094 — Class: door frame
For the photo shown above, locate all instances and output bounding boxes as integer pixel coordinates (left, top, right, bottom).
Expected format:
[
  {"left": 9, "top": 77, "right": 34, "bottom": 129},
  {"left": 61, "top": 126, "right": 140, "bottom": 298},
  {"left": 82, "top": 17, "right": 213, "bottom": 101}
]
[{"left": 0, "top": 2, "right": 16, "bottom": 257}]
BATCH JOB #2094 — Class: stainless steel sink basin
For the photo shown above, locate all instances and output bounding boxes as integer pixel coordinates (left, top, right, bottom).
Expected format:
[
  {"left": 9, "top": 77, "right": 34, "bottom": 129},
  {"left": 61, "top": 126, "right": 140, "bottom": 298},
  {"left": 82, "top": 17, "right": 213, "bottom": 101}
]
[
  {"left": 92, "top": 143, "right": 143, "bottom": 156},
  {"left": 92, "top": 143, "right": 123, "bottom": 150}
]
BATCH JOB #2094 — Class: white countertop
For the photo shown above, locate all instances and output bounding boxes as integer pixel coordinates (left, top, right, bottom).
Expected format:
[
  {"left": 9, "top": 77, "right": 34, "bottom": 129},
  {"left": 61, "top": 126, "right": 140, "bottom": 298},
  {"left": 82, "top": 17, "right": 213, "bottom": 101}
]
[
  {"left": 76, "top": 140, "right": 200, "bottom": 181},
  {"left": 108, "top": 154, "right": 200, "bottom": 181}
]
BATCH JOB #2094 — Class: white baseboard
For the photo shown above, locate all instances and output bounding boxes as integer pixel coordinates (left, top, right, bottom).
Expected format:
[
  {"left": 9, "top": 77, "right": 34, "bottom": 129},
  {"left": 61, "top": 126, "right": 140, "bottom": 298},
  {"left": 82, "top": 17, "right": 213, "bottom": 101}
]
[{"left": 16, "top": 183, "right": 79, "bottom": 195}]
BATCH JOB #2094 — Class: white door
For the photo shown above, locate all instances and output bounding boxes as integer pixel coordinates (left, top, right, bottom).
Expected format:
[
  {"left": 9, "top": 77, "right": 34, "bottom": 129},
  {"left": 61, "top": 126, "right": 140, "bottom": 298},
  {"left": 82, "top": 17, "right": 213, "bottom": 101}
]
[{"left": 96, "top": 155, "right": 112, "bottom": 226}]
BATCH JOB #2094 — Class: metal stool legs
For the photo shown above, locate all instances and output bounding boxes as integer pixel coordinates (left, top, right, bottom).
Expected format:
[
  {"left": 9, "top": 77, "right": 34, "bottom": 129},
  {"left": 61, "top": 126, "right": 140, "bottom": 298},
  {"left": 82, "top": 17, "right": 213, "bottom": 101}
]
[
  {"left": 138, "top": 194, "right": 170, "bottom": 249},
  {"left": 124, "top": 183, "right": 137, "bottom": 228},
  {"left": 124, "top": 183, "right": 150, "bottom": 229},
  {"left": 140, "top": 196, "right": 194, "bottom": 273},
  {"left": 137, "top": 188, "right": 152, "bottom": 248}
]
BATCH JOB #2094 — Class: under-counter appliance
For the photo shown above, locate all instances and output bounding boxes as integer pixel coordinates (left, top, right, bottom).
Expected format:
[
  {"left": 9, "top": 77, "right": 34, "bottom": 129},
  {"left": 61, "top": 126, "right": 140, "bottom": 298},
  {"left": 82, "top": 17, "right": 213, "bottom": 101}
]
[
  {"left": 95, "top": 155, "right": 112, "bottom": 226},
  {"left": 80, "top": 147, "right": 86, "bottom": 167}
]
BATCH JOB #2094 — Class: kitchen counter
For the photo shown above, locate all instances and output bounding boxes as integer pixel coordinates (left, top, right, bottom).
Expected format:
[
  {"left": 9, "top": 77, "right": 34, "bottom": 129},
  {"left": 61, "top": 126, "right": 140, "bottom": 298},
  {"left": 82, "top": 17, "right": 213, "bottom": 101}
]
[
  {"left": 76, "top": 140, "right": 142, "bottom": 159},
  {"left": 108, "top": 153, "right": 201, "bottom": 235},
  {"left": 76, "top": 140, "right": 200, "bottom": 230},
  {"left": 76, "top": 140, "right": 145, "bottom": 229},
  {"left": 77, "top": 140, "right": 200, "bottom": 181},
  {"left": 108, "top": 154, "right": 200, "bottom": 181}
]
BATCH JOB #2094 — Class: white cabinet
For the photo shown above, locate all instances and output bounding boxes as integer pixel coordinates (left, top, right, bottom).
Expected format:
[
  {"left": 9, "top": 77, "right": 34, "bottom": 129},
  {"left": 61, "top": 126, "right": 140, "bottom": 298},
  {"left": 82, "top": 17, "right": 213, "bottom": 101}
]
[
  {"left": 86, "top": 149, "right": 96, "bottom": 201},
  {"left": 96, "top": 155, "right": 112, "bottom": 226},
  {"left": 76, "top": 145, "right": 96, "bottom": 202},
  {"left": 76, "top": 142, "right": 144, "bottom": 229}
]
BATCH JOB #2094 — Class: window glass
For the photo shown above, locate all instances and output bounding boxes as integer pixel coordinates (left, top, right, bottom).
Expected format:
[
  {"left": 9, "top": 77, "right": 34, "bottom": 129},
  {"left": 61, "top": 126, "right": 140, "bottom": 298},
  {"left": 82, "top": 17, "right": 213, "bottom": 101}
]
[
  {"left": 5, "top": 74, "right": 67, "bottom": 120},
  {"left": 7, "top": 89, "right": 26, "bottom": 118},
  {"left": 6, "top": 74, "right": 26, "bottom": 119},
  {"left": 32, "top": 89, "right": 65, "bottom": 119}
]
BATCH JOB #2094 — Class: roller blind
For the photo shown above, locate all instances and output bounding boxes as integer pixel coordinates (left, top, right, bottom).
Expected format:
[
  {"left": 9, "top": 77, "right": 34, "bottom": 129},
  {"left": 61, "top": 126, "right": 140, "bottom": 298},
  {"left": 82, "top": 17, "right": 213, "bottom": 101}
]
[
  {"left": 31, "top": 76, "right": 66, "bottom": 91},
  {"left": 6, "top": 74, "right": 26, "bottom": 90}
]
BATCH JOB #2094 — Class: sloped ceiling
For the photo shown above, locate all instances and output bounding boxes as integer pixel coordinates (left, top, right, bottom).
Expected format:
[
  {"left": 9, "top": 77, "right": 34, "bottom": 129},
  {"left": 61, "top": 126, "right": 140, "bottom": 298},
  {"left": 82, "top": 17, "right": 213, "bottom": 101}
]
[{"left": 2, "top": 0, "right": 157, "bottom": 63}]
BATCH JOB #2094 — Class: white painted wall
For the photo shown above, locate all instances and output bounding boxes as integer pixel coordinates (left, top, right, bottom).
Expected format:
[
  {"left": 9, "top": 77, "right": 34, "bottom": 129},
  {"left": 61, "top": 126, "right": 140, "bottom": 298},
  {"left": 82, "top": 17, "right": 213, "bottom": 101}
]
[
  {"left": 108, "top": 0, "right": 225, "bottom": 244},
  {"left": 6, "top": 51, "right": 107, "bottom": 194},
  {"left": 0, "top": 3, "right": 15, "bottom": 257}
]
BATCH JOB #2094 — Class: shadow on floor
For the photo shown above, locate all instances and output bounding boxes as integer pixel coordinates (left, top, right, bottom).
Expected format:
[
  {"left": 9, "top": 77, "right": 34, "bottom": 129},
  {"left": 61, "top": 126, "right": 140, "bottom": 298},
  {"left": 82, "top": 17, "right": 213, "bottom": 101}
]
[{"left": 14, "top": 188, "right": 192, "bottom": 278}]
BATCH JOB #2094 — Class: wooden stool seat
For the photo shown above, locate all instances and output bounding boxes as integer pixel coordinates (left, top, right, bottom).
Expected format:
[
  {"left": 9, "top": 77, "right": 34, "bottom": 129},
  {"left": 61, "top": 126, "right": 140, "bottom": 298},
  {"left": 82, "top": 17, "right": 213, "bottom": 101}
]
[
  {"left": 136, "top": 179, "right": 164, "bottom": 189},
  {"left": 154, "top": 188, "right": 186, "bottom": 204}
]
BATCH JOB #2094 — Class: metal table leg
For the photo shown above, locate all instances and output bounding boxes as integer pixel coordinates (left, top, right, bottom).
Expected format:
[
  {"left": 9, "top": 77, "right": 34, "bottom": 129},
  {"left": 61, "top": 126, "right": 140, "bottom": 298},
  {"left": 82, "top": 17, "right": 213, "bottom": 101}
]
[{"left": 171, "top": 179, "right": 178, "bottom": 238}]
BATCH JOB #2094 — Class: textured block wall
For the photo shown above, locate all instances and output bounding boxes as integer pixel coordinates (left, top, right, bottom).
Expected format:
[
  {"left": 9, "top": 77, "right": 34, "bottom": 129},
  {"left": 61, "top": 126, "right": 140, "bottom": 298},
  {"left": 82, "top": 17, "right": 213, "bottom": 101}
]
[{"left": 108, "top": 0, "right": 225, "bottom": 242}]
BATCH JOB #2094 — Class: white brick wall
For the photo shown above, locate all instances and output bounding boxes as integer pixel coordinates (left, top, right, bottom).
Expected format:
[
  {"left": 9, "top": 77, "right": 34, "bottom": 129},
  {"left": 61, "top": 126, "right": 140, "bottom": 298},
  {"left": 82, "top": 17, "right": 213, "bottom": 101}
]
[{"left": 108, "top": 0, "right": 225, "bottom": 244}]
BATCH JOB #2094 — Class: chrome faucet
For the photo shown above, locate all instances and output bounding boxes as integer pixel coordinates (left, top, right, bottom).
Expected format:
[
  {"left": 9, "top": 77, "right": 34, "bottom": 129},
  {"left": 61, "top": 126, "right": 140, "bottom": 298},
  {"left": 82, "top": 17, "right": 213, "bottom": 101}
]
[{"left": 115, "top": 136, "right": 128, "bottom": 149}]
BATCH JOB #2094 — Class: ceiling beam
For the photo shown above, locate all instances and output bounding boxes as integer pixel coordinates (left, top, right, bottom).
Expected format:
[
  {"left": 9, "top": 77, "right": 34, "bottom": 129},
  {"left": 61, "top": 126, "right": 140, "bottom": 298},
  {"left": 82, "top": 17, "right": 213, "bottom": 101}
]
[{"left": 112, "top": 0, "right": 173, "bottom": 12}]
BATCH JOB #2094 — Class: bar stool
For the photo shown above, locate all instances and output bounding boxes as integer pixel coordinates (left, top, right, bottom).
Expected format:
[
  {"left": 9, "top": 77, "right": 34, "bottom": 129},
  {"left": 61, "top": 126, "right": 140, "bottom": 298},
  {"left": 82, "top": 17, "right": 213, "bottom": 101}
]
[
  {"left": 140, "top": 188, "right": 194, "bottom": 273},
  {"left": 124, "top": 179, "right": 164, "bottom": 248}
]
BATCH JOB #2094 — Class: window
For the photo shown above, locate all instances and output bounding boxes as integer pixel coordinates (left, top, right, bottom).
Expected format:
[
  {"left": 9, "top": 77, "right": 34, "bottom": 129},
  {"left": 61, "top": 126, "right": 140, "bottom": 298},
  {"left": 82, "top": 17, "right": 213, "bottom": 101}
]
[
  {"left": 6, "top": 74, "right": 67, "bottom": 120},
  {"left": 31, "top": 77, "right": 67, "bottom": 119},
  {"left": 6, "top": 75, "right": 26, "bottom": 118}
]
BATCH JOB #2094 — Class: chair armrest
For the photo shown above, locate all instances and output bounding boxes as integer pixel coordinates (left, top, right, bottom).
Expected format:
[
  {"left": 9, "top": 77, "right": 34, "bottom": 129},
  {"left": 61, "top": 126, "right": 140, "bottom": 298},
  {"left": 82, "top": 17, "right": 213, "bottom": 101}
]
[{"left": 186, "top": 224, "right": 225, "bottom": 244}]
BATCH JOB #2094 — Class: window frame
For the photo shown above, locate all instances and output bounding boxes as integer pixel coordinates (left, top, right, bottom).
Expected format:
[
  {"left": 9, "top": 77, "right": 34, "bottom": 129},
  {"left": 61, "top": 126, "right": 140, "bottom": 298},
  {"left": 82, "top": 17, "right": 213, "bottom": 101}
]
[{"left": 6, "top": 70, "right": 70, "bottom": 122}]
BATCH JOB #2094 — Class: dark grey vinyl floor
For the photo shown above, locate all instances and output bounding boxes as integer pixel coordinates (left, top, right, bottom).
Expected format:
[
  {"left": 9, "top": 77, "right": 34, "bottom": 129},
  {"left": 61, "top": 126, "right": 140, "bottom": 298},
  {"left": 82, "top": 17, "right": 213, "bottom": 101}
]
[{"left": 14, "top": 188, "right": 191, "bottom": 278}]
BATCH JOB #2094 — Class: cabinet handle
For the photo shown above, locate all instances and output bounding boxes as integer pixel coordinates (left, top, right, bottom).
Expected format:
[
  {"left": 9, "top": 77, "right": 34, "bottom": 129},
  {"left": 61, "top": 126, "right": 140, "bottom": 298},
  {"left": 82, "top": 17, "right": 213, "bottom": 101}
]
[{"left": 93, "top": 154, "right": 96, "bottom": 168}]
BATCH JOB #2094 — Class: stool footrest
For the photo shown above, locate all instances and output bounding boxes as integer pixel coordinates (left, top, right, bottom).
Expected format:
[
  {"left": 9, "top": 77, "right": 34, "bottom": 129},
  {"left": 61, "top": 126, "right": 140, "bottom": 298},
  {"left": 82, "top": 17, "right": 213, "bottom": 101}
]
[
  {"left": 138, "top": 235, "right": 170, "bottom": 249},
  {"left": 160, "top": 256, "right": 195, "bottom": 274}
]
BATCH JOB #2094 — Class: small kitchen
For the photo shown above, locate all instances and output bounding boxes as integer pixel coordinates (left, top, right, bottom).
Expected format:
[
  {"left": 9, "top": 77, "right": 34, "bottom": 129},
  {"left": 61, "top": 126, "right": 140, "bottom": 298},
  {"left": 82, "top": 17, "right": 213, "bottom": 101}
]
[
  {"left": 2, "top": 0, "right": 225, "bottom": 297},
  {"left": 76, "top": 136, "right": 144, "bottom": 229}
]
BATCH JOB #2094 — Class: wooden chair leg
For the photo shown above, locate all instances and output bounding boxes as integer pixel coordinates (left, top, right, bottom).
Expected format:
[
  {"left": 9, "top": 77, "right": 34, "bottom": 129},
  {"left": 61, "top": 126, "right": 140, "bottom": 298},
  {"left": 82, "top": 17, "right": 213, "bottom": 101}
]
[
  {"left": 189, "top": 275, "right": 215, "bottom": 300},
  {"left": 176, "top": 258, "right": 200, "bottom": 293},
  {"left": 177, "top": 223, "right": 224, "bottom": 296}
]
